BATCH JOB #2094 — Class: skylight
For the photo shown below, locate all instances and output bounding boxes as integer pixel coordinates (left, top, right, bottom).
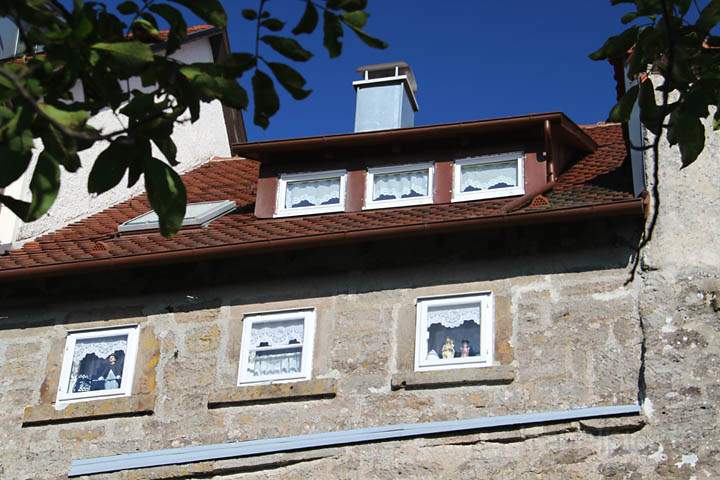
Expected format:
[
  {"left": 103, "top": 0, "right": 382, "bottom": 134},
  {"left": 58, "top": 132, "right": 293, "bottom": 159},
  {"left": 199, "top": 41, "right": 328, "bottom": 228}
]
[{"left": 118, "top": 200, "right": 236, "bottom": 233}]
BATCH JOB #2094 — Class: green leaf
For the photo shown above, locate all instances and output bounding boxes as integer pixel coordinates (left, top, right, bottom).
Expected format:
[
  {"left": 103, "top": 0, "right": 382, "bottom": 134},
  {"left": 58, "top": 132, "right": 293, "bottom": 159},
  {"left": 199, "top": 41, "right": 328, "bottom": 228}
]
[
  {"left": 42, "top": 124, "right": 81, "bottom": 173},
  {"left": 337, "top": 0, "right": 368, "bottom": 11},
  {"left": 323, "top": 11, "right": 344, "bottom": 58},
  {"left": 608, "top": 84, "right": 639, "bottom": 122},
  {"left": 144, "top": 157, "right": 187, "bottom": 236},
  {"left": 25, "top": 151, "right": 61, "bottom": 221},
  {"left": 348, "top": 26, "right": 388, "bottom": 50},
  {"left": 713, "top": 108, "right": 720, "bottom": 131},
  {"left": 252, "top": 69, "right": 280, "bottom": 129},
  {"left": 117, "top": 1, "right": 139, "bottom": 15},
  {"left": 0, "top": 129, "right": 33, "bottom": 188},
  {"left": 88, "top": 141, "right": 131, "bottom": 195},
  {"left": 261, "top": 36, "right": 313, "bottom": 62},
  {"left": 620, "top": 12, "right": 638, "bottom": 24},
  {"left": 268, "top": 62, "right": 312, "bottom": 100},
  {"left": 638, "top": 79, "right": 661, "bottom": 134},
  {"left": 676, "top": 0, "right": 692, "bottom": 15},
  {"left": 92, "top": 41, "right": 154, "bottom": 69},
  {"left": 37, "top": 103, "right": 90, "bottom": 130},
  {"left": 0, "top": 194, "right": 30, "bottom": 221},
  {"left": 179, "top": 65, "right": 249, "bottom": 110},
  {"left": 668, "top": 110, "right": 706, "bottom": 168},
  {"left": 341, "top": 11, "right": 368, "bottom": 29},
  {"left": 131, "top": 18, "right": 162, "bottom": 43},
  {"left": 153, "top": 137, "right": 178, "bottom": 166},
  {"left": 697, "top": 0, "right": 720, "bottom": 35},
  {"left": 589, "top": 26, "right": 638, "bottom": 61},
  {"left": 242, "top": 9, "right": 257, "bottom": 20},
  {"left": 292, "top": 1, "right": 318, "bottom": 35},
  {"left": 170, "top": 0, "right": 227, "bottom": 27},
  {"left": 149, "top": 4, "right": 187, "bottom": 53},
  {"left": 223, "top": 53, "right": 257, "bottom": 75},
  {"left": 261, "top": 18, "right": 285, "bottom": 32}
]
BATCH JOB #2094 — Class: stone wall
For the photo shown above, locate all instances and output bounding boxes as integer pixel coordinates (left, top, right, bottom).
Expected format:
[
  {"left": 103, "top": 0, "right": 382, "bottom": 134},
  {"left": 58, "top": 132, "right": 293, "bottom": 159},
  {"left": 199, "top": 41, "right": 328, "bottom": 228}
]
[{"left": 0, "top": 220, "right": 655, "bottom": 479}]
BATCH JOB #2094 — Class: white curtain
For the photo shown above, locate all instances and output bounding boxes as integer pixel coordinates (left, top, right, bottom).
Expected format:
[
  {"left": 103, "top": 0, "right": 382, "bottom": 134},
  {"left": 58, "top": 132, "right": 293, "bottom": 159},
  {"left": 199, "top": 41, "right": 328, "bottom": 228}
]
[
  {"left": 248, "top": 349, "right": 302, "bottom": 377},
  {"left": 373, "top": 170, "right": 428, "bottom": 201},
  {"left": 69, "top": 336, "right": 127, "bottom": 388},
  {"left": 249, "top": 320, "right": 304, "bottom": 347},
  {"left": 427, "top": 304, "right": 481, "bottom": 328},
  {"left": 461, "top": 161, "right": 517, "bottom": 192},
  {"left": 286, "top": 178, "right": 340, "bottom": 208}
]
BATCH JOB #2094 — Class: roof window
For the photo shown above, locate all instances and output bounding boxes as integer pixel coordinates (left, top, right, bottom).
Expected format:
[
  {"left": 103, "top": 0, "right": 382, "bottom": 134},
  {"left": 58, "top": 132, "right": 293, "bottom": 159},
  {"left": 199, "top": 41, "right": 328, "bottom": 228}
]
[{"left": 118, "top": 200, "right": 236, "bottom": 233}]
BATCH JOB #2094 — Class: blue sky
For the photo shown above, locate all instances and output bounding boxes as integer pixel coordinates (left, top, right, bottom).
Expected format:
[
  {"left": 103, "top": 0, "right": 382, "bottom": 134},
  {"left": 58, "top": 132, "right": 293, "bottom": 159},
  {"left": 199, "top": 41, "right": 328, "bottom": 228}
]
[{"left": 224, "top": 1, "right": 635, "bottom": 142}]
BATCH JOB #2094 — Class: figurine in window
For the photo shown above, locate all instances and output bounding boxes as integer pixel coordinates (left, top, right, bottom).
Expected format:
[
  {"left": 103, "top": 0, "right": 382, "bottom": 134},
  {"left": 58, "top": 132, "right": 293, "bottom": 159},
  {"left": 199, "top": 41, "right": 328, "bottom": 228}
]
[
  {"left": 457, "top": 339, "right": 472, "bottom": 358},
  {"left": 93, "top": 351, "right": 125, "bottom": 390},
  {"left": 441, "top": 337, "right": 455, "bottom": 359}
]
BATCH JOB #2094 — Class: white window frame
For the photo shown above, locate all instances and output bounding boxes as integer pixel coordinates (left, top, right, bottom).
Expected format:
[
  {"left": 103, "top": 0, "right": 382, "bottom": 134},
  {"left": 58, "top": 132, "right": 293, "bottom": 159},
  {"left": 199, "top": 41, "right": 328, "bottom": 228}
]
[
  {"left": 56, "top": 325, "right": 140, "bottom": 404},
  {"left": 364, "top": 162, "right": 434, "bottom": 209},
  {"left": 275, "top": 170, "right": 347, "bottom": 217},
  {"left": 237, "top": 309, "right": 316, "bottom": 385},
  {"left": 414, "top": 292, "right": 494, "bottom": 372},
  {"left": 452, "top": 152, "right": 525, "bottom": 202}
]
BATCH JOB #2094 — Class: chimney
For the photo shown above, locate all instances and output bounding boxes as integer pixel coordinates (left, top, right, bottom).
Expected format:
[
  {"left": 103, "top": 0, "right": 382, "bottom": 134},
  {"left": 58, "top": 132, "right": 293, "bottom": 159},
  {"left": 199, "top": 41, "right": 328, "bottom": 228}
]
[{"left": 353, "top": 61, "right": 418, "bottom": 132}]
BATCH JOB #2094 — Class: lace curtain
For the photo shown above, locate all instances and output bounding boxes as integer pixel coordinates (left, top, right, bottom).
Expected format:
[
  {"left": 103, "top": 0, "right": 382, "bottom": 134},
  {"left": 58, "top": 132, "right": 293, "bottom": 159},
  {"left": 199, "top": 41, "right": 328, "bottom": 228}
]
[
  {"left": 248, "top": 349, "right": 302, "bottom": 377},
  {"left": 286, "top": 178, "right": 341, "bottom": 209},
  {"left": 69, "top": 336, "right": 127, "bottom": 390},
  {"left": 426, "top": 304, "right": 481, "bottom": 328},
  {"left": 249, "top": 319, "right": 304, "bottom": 347},
  {"left": 373, "top": 170, "right": 428, "bottom": 201},
  {"left": 461, "top": 160, "right": 517, "bottom": 192}
]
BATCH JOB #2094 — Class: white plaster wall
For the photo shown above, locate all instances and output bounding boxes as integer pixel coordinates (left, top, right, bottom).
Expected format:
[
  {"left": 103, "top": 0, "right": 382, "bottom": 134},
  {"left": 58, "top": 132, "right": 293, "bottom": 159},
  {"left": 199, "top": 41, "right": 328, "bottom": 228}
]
[{"left": 0, "top": 35, "right": 232, "bottom": 246}]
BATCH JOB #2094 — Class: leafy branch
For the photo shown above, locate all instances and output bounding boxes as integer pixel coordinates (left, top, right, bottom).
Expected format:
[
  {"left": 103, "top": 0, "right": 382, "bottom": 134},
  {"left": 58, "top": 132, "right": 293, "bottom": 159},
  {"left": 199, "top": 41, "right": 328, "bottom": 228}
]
[
  {"left": 590, "top": 0, "right": 720, "bottom": 282},
  {"left": 0, "top": 0, "right": 387, "bottom": 236}
]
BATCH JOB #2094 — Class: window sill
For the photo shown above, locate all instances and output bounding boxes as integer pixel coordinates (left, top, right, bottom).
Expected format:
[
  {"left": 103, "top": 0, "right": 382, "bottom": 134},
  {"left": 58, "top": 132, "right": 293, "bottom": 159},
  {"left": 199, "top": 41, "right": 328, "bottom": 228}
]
[
  {"left": 208, "top": 378, "right": 337, "bottom": 408},
  {"left": 391, "top": 365, "right": 516, "bottom": 390},
  {"left": 22, "top": 393, "right": 154, "bottom": 427}
]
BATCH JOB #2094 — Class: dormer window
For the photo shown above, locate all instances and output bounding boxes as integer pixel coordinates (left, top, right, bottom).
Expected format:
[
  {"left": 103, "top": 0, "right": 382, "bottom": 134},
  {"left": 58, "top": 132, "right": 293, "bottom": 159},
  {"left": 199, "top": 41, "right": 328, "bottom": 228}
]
[
  {"left": 364, "top": 163, "right": 433, "bottom": 209},
  {"left": 275, "top": 170, "right": 347, "bottom": 217},
  {"left": 118, "top": 200, "right": 236, "bottom": 233},
  {"left": 452, "top": 152, "right": 525, "bottom": 202}
]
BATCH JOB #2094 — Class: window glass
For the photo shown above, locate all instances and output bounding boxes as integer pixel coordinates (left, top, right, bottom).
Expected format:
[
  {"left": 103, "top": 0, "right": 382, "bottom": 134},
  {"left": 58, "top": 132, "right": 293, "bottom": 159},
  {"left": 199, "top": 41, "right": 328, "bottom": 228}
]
[
  {"left": 239, "top": 310, "right": 315, "bottom": 384},
  {"left": 372, "top": 169, "right": 429, "bottom": 202},
  {"left": 68, "top": 335, "right": 128, "bottom": 394},
  {"left": 425, "top": 303, "right": 481, "bottom": 362},
  {"left": 285, "top": 177, "right": 341, "bottom": 209},
  {"left": 415, "top": 294, "right": 493, "bottom": 371},
  {"left": 460, "top": 160, "right": 518, "bottom": 193},
  {"left": 246, "top": 319, "right": 304, "bottom": 378}
]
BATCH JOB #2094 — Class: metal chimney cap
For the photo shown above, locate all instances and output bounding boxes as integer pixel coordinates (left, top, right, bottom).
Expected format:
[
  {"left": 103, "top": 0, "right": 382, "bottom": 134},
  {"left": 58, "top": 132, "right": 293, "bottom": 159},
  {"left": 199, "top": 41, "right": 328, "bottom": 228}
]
[{"left": 356, "top": 61, "right": 417, "bottom": 92}]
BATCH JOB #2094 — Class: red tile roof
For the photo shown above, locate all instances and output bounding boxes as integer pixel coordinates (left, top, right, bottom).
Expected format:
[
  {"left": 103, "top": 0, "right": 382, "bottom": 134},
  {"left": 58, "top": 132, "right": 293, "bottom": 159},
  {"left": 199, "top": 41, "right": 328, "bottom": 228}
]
[{"left": 0, "top": 123, "right": 642, "bottom": 280}]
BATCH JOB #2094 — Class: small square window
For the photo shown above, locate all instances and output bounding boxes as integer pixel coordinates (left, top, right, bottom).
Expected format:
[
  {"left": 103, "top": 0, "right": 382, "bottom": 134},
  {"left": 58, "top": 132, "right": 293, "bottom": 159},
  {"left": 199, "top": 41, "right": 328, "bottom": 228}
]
[
  {"left": 364, "top": 163, "right": 434, "bottom": 209},
  {"left": 238, "top": 309, "right": 316, "bottom": 385},
  {"left": 276, "top": 170, "right": 347, "bottom": 217},
  {"left": 56, "top": 326, "right": 140, "bottom": 403},
  {"left": 452, "top": 152, "right": 524, "bottom": 202},
  {"left": 415, "top": 293, "right": 494, "bottom": 371}
]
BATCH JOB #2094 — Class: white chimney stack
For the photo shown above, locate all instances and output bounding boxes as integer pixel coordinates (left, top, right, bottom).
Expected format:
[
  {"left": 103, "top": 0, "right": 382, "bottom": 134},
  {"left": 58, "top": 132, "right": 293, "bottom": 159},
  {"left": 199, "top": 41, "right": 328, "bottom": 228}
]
[{"left": 353, "top": 61, "right": 418, "bottom": 132}]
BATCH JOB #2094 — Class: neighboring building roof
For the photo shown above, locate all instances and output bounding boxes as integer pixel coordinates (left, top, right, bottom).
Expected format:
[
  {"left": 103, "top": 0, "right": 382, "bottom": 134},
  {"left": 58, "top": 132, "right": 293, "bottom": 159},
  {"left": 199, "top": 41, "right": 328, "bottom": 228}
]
[{"left": 0, "top": 122, "right": 643, "bottom": 281}]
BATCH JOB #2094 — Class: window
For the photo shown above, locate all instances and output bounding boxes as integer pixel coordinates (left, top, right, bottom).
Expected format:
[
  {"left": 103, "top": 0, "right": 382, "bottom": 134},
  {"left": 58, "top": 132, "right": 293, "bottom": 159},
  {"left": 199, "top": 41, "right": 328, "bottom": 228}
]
[
  {"left": 238, "top": 309, "right": 316, "bottom": 385},
  {"left": 452, "top": 152, "right": 524, "bottom": 202},
  {"left": 415, "top": 293, "right": 493, "bottom": 371},
  {"left": 276, "top": 170, "right": 347, "bottom": 217},
  {"left": 118, "top": 200, "right": 236, "bottom": 233},
  {"left": 364, "top": 162, "right": 434, "bottom": 209},
  {"left": 56, "top": 326, "right": 140, "bottom": 403}
]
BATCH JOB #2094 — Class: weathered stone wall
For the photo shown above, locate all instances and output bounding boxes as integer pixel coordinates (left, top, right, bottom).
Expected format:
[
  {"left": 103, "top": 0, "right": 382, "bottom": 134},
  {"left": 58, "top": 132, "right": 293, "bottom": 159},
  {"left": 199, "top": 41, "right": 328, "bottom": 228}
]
[{"left": 0, "top": 220, "right": 652, "bottom": 479}]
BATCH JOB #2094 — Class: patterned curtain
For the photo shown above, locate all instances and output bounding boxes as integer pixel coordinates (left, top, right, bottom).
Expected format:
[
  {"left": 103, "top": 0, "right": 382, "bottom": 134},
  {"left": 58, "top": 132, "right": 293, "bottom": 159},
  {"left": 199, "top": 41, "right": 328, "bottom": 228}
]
[
  {"left": 286, "top": 178, "right": 341, "bottom": 208},
  {"left": 246, "top": 319, "right": 304, "bottom": 379},
  {"left": 373, "top": 170, "right": 428, "bottom": 201},
  {"left": 426, "top": 304, "right": 481, "bottom": 328},
  {"left": 461, "top": 160, "right": 517, "bottom": 192}
]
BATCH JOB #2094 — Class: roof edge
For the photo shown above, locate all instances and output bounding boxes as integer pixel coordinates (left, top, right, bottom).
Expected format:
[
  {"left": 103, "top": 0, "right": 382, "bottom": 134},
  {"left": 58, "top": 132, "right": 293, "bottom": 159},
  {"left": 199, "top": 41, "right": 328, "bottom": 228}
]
[
  {"left": 0, "top": 197, "right": 643, "bottom": 282},
  {"left": 232, "top": 112, "right": 598, "bottom": 161}
]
